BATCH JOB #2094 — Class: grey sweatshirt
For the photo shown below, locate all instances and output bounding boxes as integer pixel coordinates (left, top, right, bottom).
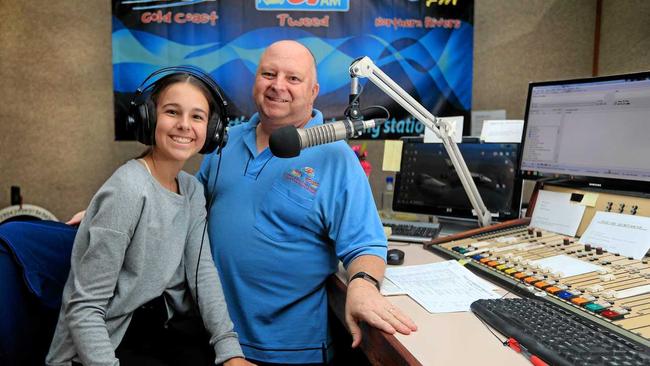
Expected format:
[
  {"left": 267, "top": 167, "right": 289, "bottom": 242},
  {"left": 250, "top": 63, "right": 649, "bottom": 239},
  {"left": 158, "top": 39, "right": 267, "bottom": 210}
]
[{"left": 46, "top": 160, "right": 243, "bottom": 366}]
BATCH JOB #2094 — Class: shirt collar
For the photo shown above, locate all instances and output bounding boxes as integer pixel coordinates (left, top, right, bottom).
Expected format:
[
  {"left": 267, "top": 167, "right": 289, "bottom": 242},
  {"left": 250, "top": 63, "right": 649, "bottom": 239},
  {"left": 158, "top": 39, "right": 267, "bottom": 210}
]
[{"left": 243, "top": 110, "right": 324, "bottom": 156}]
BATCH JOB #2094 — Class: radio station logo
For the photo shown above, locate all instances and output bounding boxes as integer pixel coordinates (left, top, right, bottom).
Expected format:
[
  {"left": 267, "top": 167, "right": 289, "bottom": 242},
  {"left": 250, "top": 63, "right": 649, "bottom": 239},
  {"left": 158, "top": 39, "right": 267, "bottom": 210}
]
[
  {"left": 256, "top": 0, "right": 350, "bottom": 12},
  {"left": 283, "top": 166, "right": 320, "bottom": 194}
]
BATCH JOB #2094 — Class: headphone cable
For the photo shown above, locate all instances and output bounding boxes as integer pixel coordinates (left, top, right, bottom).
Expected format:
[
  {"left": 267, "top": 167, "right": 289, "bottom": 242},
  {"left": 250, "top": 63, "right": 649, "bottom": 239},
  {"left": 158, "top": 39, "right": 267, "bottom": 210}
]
[{"left": 194, "top": 147, "right": 224, "bottom": 312}]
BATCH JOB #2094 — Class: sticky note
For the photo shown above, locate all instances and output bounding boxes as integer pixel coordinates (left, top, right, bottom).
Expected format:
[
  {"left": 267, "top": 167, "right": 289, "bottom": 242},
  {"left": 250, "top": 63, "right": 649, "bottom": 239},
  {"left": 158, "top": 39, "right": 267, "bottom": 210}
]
[
  {"left": 382, "top": 140, "right": 403, "bottom": 172},
  {"left": 579, "top": 193, "right": 598, "bottom": 207}
]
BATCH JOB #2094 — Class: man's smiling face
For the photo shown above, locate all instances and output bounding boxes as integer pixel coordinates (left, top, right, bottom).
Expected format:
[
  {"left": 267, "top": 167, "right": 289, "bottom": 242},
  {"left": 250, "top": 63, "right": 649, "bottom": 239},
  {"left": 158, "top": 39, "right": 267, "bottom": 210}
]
[{"left": 253, "top": 41, "right": 320, "bottom": 129}]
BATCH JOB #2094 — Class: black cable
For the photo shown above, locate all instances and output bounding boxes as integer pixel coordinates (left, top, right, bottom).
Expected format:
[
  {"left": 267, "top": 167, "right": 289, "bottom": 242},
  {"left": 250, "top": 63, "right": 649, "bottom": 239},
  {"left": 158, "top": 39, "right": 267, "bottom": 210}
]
[
  {"left": 360, "top": 105, "right": 390, "bottom": 120},
  {"left": 194, "top": 148, "right": 224, "bottom": 311},
  {"left": 474, "top": 312, "right": 509, "bottom": 346},
  {"left": 343, "top": 83, "right": 363, "bottom": 119}
]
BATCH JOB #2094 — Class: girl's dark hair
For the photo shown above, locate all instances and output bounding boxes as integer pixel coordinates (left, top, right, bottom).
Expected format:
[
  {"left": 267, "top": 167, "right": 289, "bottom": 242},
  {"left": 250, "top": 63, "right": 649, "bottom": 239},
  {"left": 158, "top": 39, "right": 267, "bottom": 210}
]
[
  {"left": 150, "top": 73, "right": 217, "bottom": 119},
  {"left": 135, "top": 73, "right": 216, "bottom": 159}
]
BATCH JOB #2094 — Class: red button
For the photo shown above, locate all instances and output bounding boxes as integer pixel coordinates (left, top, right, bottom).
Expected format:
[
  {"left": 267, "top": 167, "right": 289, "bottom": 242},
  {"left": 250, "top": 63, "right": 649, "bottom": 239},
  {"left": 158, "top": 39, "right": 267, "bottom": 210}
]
[{"left": 600, "top": 309, "right": 624, "bottom": 320}]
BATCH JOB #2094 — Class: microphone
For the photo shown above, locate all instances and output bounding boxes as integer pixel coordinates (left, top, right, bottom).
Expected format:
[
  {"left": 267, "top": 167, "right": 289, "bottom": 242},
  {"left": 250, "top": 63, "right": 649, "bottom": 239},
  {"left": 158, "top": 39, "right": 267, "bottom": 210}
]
[{"left": 269, "top": 118, "right": 385, "bottom": 158}]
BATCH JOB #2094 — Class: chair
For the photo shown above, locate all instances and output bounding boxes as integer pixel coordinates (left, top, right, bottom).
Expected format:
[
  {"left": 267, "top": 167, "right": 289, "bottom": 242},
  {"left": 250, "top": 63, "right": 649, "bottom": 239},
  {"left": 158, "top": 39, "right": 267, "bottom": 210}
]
[{"left": 0, "top": 220, "right": 76, "bottom": 366}]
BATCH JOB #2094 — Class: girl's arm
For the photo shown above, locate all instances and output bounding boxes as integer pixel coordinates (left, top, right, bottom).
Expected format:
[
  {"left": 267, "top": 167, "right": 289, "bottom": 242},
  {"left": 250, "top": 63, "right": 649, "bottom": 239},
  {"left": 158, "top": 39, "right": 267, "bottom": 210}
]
[{"left": 63, "top": 171, "right": 142, "bottom": 365}]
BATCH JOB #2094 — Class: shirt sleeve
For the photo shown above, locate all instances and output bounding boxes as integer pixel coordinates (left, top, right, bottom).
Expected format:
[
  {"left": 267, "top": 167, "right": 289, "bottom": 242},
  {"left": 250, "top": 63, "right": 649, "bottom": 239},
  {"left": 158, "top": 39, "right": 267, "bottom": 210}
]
[
  {"left": 184, "top": 181, "right": 244, "bottom": 364},
  {"left": 326, "top": 153, "right": 388, "bottom": 268},
  {"left": 64, "top": 181, "right": 142, "bottom": 366}
]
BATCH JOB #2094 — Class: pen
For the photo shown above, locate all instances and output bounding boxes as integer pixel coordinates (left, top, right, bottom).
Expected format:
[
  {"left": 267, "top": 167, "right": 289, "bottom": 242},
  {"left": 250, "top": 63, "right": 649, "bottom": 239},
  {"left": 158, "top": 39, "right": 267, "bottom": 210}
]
[{"left": 506, "top": 337, "right": 549, "bottom": 366}]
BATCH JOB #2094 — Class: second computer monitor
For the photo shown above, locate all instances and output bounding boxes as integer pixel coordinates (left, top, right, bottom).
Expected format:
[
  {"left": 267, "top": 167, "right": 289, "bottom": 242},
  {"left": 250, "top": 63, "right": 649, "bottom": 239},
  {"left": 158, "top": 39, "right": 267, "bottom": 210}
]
[{"left": 393, "top": 139, "right": 522, "bottom": 221}]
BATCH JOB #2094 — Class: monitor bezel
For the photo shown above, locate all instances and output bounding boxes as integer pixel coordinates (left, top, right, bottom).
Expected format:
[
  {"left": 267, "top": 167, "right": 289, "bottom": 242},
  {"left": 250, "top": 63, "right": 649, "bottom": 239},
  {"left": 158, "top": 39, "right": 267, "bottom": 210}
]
[
  {"left": 518, "top": 71, "right": 650, "bottom": 192},
  {"left": 393, "top": 137, "right": 523, "bottom": 222}
]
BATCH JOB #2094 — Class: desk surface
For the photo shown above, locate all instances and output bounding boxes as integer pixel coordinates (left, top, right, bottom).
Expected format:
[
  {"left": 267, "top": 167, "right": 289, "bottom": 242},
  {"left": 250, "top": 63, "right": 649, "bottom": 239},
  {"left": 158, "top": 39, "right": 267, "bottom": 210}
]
[{"left": 331, "top": 242, "right": 530, "bottom": 366}]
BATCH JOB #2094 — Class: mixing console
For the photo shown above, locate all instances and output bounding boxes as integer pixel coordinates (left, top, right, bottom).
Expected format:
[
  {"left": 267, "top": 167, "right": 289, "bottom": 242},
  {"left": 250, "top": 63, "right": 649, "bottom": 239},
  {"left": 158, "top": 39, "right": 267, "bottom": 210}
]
[{"left": 426, "top": 185, "right": 650, "bottom": 350}]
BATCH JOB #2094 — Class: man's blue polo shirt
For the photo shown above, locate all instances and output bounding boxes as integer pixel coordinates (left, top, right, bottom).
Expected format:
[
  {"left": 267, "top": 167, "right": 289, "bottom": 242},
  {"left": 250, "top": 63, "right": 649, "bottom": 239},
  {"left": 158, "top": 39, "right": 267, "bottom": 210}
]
[{"left": 197, "top": 110, "right": 387, "bottom": 364}]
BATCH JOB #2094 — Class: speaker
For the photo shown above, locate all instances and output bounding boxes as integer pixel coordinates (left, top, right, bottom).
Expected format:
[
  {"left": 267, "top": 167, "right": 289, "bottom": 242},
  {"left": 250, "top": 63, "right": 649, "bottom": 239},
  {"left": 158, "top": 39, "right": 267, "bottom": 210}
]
[{"left": 127, "top": 66, "right": 228, "bottom": 154}]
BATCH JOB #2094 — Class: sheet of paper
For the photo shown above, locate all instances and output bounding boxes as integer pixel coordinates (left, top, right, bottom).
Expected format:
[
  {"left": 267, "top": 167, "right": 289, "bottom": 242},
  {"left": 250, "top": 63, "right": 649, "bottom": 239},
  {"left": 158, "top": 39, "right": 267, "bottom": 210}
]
[
  {"left": 471, "top": 109, "right": 506, "bottom": 137},
  {"left": 530, "top": 190, "right": 586, "bottom": 236},
  {"left": 380, "top": 277, "right": 407, "bottom": 296},
  {"left": 480, "top": 120, "right": 524, "bottom": 143},
  {"left": 578, "top": 212, "right": 650, "bottom": 260},
  {"left": 579, "top": 192, "right": 599, "bottom": 207},
  {"left": 424, "top": 116, "right": 463, "bottom": 143},
  {"left": 385, "top": 261, "right": 500, "bottom": 313},
  {"left": 382, "top": 140, "right": 403, "bottom": 172},
  {"left": 531, "top": 255, "right": 603, "bottom": 278}
]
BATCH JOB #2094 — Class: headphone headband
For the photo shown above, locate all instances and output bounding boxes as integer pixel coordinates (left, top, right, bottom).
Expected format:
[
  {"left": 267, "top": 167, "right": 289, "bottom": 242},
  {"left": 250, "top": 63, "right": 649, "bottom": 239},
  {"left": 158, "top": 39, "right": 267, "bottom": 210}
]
[
  {"left": 134, "top": 65, "right": 227, "bottom": 107},
  {"left": 127, "top": 66, "right": 229, "bottom": 154}
]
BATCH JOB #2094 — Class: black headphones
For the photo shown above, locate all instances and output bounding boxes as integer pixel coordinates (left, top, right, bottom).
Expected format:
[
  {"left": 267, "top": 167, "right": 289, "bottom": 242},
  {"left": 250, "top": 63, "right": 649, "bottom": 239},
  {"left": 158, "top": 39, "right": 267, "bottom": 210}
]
[{"left": 127, "top": 66, "right": 228, "bottom": 154}]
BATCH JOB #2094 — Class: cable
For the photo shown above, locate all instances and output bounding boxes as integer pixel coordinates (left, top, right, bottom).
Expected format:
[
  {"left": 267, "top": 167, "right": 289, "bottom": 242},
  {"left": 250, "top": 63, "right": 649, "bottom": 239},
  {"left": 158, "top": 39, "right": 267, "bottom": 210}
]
[
  {"left": 474, "top": 312, "right": 508, "bottom": 346},
  {"left": 194, "top": 147, "right": 224, "bottom": 311},
  {"left": 361, "top": 105, "right": 390, "bottom": 120}
]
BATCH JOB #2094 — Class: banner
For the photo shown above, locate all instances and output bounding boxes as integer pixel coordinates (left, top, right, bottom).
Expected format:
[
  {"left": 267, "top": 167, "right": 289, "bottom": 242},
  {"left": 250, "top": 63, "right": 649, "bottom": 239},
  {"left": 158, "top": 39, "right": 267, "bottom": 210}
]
[{"left": 112, "top": 0, "right": 473, "bottom": 140}]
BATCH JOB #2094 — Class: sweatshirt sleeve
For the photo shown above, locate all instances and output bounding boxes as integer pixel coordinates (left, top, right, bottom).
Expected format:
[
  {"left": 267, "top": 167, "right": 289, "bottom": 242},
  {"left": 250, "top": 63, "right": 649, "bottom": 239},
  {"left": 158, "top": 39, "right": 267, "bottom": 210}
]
[
  {"left": 64, "top": 176, "right": 142, "bottom": 366},
  {"left": 184, "top": 182, "right": 244, "bottom": 364}
]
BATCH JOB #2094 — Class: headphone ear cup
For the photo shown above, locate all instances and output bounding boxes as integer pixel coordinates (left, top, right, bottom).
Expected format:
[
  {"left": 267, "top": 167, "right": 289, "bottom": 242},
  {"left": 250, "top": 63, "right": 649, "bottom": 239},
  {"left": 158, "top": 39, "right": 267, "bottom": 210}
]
[
  {"left": 128, "top": 91, "right": 157, "bottom": 146},
  {"left": 142, "top": 98, "right": 157, "bottom": 146},
  {"left": 199, "top": 114, "right": 224, "bottom": 154}
]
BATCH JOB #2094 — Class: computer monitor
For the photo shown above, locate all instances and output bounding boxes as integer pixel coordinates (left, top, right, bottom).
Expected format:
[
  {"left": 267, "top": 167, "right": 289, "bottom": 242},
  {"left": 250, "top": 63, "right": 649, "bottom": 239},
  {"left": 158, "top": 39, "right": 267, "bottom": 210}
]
[
  {"left": 393, "top": 139, "right": 522, "bottom": 222},
  {"left": 519, "top": 71, "right": 650, "bottom": 190}
]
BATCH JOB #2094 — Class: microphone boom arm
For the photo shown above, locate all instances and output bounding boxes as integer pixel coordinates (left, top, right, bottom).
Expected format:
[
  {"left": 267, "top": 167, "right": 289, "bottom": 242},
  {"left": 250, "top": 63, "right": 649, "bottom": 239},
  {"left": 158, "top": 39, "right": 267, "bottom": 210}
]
[{"left": 350, "top": 57, "right": 492, "bottom": 227}]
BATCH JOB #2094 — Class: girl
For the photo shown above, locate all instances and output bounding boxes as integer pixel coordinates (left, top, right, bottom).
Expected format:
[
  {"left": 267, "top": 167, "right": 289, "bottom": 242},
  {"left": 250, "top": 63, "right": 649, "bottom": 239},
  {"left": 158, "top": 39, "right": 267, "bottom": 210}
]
[{"left": 46, "top": 68, "right": 253, "bottom": 366}]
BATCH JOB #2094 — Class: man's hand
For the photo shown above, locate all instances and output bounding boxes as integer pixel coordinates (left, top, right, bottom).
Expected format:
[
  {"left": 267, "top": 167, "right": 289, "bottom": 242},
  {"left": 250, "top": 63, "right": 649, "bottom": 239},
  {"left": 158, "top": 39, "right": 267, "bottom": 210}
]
[
  {"left": 224, "top": 357, "right": 257, "bottom": 366},
  {"left": 66, "top": 210, "right": 86, "bottom": 226},
  {"left": 344, "top": 277, "right": 417, "bottom": 348}
]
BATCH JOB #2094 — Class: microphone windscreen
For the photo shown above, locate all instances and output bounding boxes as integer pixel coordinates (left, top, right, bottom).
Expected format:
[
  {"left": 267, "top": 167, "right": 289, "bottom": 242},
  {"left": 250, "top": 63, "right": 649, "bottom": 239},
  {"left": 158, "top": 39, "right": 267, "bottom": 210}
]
[{"left": 269, "top": 125, "right": 301, "bottom": 158}]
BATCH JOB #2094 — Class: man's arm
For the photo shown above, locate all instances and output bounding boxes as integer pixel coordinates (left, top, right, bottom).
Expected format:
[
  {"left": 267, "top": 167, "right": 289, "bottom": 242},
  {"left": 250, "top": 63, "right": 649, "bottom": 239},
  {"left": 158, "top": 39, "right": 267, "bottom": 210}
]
[{"left": 345, "top": 254, "right": 417, "bottom": 348}]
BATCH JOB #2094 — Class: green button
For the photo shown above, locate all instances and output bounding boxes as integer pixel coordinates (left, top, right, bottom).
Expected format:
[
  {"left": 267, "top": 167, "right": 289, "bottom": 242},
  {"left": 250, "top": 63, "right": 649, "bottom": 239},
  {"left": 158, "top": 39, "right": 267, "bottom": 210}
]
[{"left": 585, "top": 303, "right": 606, "bottom": 313}]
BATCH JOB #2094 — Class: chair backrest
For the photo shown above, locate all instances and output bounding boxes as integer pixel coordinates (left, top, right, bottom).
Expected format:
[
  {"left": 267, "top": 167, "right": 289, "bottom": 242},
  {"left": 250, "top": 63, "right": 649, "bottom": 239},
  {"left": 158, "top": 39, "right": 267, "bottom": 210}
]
[{"left": 0, "top": 220, "right": 76, "bottom": 366}]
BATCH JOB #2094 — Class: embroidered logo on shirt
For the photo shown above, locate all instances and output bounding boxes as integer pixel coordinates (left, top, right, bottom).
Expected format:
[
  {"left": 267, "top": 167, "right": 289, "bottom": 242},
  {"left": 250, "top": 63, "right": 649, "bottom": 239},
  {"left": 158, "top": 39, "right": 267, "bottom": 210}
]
[
  {"left": 302, "top": 166, "right": 315, "bottom": 177},
  {"left": 283, "top": 167, "right": 320, "bottom": 194}
]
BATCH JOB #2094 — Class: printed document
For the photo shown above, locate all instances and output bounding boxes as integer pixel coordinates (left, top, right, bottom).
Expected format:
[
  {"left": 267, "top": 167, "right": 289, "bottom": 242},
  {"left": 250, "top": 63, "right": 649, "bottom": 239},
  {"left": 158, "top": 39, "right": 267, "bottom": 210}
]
[
  {"left": 530, "top": 190, "right": 586, "bottom": 236},
  {"left": 385, "top": 261, "right": 500, "bottom": 313},
  {"left": 579, "top": 212, "right": 650, "bottom": 260}
]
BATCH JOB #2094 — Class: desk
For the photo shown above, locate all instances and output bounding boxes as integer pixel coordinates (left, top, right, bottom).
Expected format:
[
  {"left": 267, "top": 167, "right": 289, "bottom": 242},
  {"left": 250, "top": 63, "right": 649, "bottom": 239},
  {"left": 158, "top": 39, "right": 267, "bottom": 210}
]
[{"left": 327, "top": 242, "right": 530, "bottom": 366}]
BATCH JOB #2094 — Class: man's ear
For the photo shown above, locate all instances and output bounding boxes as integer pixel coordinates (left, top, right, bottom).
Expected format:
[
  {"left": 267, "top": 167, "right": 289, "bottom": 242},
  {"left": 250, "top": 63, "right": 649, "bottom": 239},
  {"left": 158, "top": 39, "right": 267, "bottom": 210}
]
[{"left": 311, "top": 82, "right": 320, "bottom": 101}]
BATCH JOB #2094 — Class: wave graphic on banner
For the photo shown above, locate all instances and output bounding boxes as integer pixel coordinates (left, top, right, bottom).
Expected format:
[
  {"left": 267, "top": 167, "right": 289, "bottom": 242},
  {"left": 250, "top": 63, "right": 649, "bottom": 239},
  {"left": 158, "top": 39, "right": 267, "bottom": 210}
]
[{"left": 113, "top": 18, "right": 471, "bottom": 122}]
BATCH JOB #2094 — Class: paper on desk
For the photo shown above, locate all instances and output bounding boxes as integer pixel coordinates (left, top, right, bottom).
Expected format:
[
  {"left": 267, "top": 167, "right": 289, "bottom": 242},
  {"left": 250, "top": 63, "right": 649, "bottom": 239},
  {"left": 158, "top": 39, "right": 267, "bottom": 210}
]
[
  {"left": 531, "top": 255, "right": 603, "bottom": 278},
  {"left": 480, "top": 120, "right": 523, "bottom": 143},
  {"left": 424, "top": 116, "right": 463, "bottom": 143},
  {"left": 380, "top": 278, "right": 407, "bottom": 296},
  {"left": 385, "top": 261, "right": 500, "bottom": 313},
  {"left": 382, "top": 140, "right": 403, "bottom": 172},
  {"left": 579, "top": 212, "right": 650, "bottom": 260},
  {"left": 530, "top": 190, "right": 586, "bottom": 236}
]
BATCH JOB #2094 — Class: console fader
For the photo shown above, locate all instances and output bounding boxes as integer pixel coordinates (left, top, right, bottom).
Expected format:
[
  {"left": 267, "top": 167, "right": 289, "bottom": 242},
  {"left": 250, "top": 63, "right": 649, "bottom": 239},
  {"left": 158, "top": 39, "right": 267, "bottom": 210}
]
[{"left": 426, "top": 184, "right": 650, "bottom": 348}]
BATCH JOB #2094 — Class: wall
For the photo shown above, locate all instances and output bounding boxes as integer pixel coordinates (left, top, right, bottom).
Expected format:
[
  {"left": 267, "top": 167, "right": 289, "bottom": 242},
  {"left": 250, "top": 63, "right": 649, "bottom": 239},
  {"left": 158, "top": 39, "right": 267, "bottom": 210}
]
[{"left": 1, "top": 0, "right": 649, "bottom": 220}]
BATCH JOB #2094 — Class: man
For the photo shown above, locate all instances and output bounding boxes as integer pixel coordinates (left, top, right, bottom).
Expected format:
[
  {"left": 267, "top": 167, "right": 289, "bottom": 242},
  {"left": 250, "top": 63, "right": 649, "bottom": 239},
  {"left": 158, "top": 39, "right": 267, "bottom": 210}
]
[{"left": 196, "top": 40, "right": 416, "bottom": 365}]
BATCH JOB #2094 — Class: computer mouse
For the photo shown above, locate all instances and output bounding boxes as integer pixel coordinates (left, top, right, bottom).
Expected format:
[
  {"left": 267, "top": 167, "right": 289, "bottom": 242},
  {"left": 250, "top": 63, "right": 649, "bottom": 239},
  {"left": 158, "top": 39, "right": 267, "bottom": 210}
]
[{"left": 387, "top": 249, "right": 405, "bottom": 265}]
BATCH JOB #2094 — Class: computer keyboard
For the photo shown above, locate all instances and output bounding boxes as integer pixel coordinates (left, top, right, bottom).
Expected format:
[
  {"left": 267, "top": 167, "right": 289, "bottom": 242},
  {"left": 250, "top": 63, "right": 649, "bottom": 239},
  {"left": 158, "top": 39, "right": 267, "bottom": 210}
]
[
  {"left": 382, "top": 219, "right": 440, "bottom": 243},
  {"left": 471, "top": 298, "right": 650, "bottom": 366}
]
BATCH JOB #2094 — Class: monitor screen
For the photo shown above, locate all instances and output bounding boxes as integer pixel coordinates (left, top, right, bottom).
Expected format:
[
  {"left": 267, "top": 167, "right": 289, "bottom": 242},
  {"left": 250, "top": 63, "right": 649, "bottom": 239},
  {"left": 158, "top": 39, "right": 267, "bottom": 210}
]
[
  {"left": 393, "top": 140, "right": 522, "bottom": 221},
  {"left": 520, "top": 72, "right": 650, "bottom": 187}
]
